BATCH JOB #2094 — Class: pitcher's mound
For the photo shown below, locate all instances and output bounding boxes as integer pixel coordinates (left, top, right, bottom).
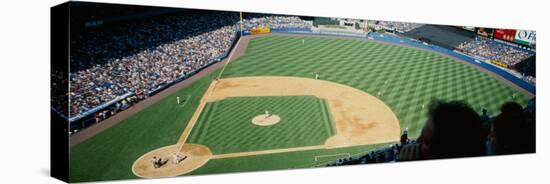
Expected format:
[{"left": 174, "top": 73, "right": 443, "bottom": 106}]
[{"left": 251, "top": 114, "right": 281, "bottom": 126}]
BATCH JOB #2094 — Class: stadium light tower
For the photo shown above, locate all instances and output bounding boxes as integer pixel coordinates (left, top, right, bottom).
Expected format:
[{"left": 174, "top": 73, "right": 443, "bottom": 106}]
[{"left": 240, "top": 12, "right": 244, "bottom": 36}]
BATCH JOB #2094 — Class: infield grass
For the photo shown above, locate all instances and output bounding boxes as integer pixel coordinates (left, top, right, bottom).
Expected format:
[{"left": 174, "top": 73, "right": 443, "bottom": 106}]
[{"left": 186, "top": 96, "right": 336, "bottom": 154}]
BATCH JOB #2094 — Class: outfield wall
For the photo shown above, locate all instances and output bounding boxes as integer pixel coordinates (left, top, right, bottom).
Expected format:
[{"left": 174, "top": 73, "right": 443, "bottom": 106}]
[{"left": 263, "top": 28, "right": 535, "bottom": 94}]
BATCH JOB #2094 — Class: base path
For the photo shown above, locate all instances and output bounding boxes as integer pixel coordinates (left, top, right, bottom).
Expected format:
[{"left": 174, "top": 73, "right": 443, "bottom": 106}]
[{"left": 133, "top": 76, "right": 400, "bottom": 178}]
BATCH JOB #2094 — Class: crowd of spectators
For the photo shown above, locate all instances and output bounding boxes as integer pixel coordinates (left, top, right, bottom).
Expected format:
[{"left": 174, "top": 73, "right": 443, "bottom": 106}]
[
  {"left": 92, "top": 96, "right": 138, "bottom": 124},
  {"left": 457, "top": 38, "right": 535, "bottom": 84},
  {"left": 51, "top": 70, "right": 69, "bottom": 116},
  {"left": 457, "top": 38, "right": 533, "bottom": 67},
  {"left": 324, "top": 143, "right": 403, "bottom": 167},
  {"left": 69, "top": 12, "right": 239, "bottom": 116},
  {"left": 522, "top": 75, "right": 536, "bottom": 85},
  {"left": 325, "top": 99, "right": 535, "bottom": 166},
  {"left": 68, "top": 12, "right": 315, "bottom": 130},
  {"left": 514, "top": 55, "right": 536, "bottom": 84},
  {"left": 69, "top": 95, "right": 140, "bottom": 135},
  {"left": 368, "top": 20, "right": 424, "bottom": 33},
  {"left": 242, "top": 14, "right": 313, "bottom": 30}
]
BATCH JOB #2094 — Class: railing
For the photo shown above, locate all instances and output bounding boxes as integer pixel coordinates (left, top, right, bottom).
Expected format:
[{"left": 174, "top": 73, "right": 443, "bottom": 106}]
[{"left": 69, "top": 92, "right": 134, "bottom": 122}]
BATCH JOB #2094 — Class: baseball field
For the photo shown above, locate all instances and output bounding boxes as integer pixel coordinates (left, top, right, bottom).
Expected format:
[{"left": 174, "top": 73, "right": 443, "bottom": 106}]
[{"left": 69, "top": 34, "right": 532, "bottom": 182}]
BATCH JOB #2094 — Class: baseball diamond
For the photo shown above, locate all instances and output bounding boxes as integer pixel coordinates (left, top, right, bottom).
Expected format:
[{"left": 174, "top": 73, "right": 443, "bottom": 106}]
[{"left": 69, "top": 34, "right": 532, "bottom": 182}]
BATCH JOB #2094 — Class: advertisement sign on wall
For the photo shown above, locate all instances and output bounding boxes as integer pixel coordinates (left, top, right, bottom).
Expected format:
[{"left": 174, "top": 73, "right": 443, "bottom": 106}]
[
  {"left": 475, "top": 27, "right": 494, "bottom": 38},
  {"left": 514, "top": 30, "right": 536, "bottom": 46},
  {"left": 493, "top": 29, "right": 516, "bottom": 42}
]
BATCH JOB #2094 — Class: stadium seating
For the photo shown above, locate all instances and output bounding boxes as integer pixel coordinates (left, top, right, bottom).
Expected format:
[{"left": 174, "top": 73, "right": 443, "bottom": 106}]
[
  {"left": 242, "top": 13, "right": 313, "bottom": 30},
  {"left": 368, "top": 20, "right": 423, "bottom": 33},
  {"left": 457, "top": 38, "right": 533, "bottom": 67},
  {"left": 68, "top": 11, "right": 239, "bottom": 117},
  {"left": 514, "top": 55, "right": 536, "bottom": 84},
  {"left": 66, "top": 12, "right": 316, "bottom": 133},
  {"left": 402, "top": 25, "right": 475, "bottom": 49}
]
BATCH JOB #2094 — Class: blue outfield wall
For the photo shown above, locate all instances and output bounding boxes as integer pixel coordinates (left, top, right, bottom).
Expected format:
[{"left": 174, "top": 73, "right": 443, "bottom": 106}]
[{"left": 267, "top": 28, "right": 536, "bottom": 95}]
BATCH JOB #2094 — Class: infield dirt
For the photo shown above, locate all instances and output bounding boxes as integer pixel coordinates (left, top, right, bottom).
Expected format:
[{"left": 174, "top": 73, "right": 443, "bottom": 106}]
[
  {"left": 133, "top": 76, "right": 400, "bottom": 178},
  {"left": 194, "top": 76, "right": 401, "bottom": 147}
]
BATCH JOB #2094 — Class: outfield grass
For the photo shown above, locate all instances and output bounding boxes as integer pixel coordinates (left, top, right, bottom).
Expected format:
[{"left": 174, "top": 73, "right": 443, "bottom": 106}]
[
  {"left": 188, "top": 143, "right": 388, "bottom": 175},
  {"left": 69, "top": 35, "right": 531, "bottom": 182},
  {"left": 222, "top": 35, "right": 531, "bottom": 138},
  {"left": 186, "top": 96, "right": 335, "bottom": 154}
]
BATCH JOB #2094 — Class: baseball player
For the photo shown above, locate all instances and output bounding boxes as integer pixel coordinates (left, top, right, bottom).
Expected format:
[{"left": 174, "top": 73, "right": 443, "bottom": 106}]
[
  {"left": 177, "top": 96, "right": 181, "bottom": 104},
  {"left": 172, "top": 153, "right": 181, "bottom": 164},
  {"left": 152, "top": 156, "right": 160, "bottom": 168}
]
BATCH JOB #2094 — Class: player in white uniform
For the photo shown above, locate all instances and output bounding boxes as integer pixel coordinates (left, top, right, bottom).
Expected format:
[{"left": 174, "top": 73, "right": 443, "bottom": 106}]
[
  {"left": 172, "top": 153, "right": 181, "bottom": 164},
  {"left": 177, "top": 96, "right": 181, "bottom": 104}
]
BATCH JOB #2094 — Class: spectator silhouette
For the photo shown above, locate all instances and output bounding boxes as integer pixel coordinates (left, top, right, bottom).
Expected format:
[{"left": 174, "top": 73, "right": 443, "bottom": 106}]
[
  {"left": 398, "top": 101, "right": 485, "bottom": 161},
  {"left": 524, "top": 98, "right": 536, "bottom": 153},
  {"left": 490, "top": 102, "right": 533, "bottom": 154}
]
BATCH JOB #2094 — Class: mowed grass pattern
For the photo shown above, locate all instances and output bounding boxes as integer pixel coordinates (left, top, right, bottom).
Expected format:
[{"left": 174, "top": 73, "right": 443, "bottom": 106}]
[
  {"left": 222, "top": 35, "right": 531, "bottom": 137},
  {"left": 69, "top": 35, "right": 533, "bottom": 182},
  {"left": 186, "top": 96, "right": 336, "bottom": 154}
]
